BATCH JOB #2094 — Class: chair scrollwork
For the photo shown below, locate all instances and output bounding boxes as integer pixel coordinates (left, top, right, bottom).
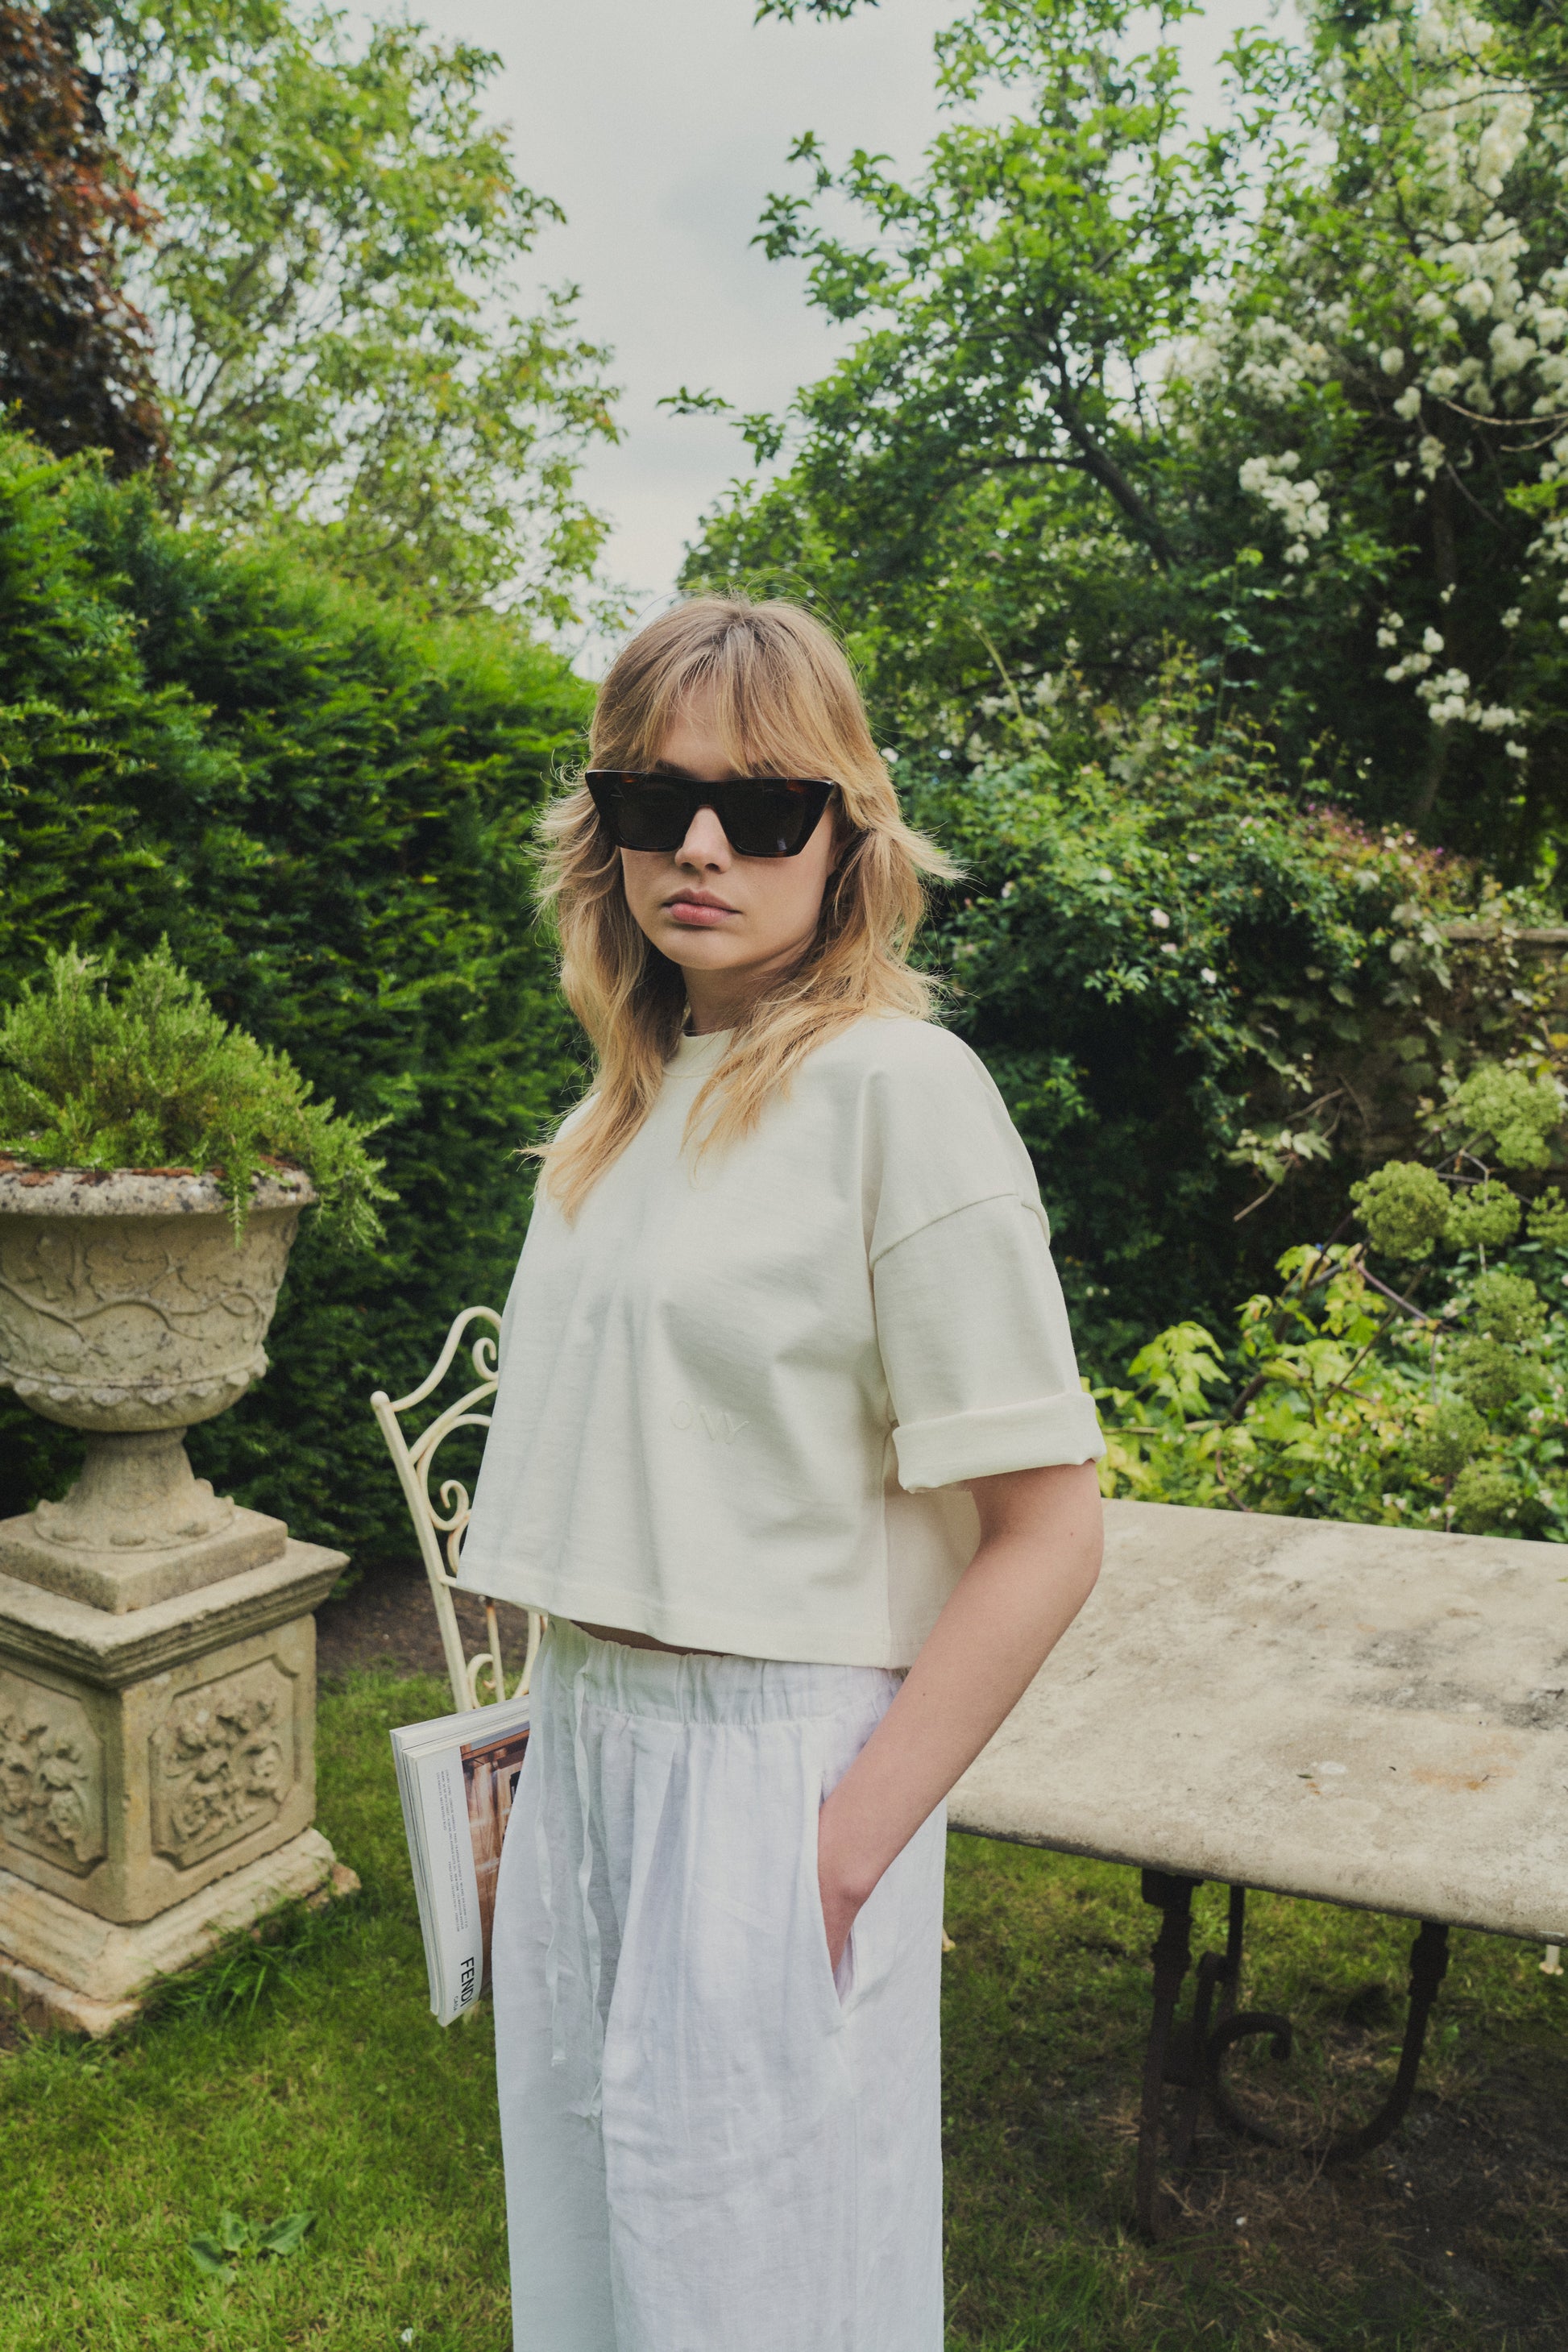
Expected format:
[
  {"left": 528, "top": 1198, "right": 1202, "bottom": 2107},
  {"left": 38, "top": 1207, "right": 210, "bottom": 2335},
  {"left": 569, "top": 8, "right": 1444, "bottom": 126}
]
[{"left": 371, "top": 1306, "right": 542, "bottom": 1712}]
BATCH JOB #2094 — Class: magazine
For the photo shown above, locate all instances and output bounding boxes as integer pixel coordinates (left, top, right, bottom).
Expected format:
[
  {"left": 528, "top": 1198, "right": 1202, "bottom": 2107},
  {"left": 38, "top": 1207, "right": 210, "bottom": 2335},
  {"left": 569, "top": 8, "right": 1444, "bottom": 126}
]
[{"left": 390, "top": 1692, "right": 530, "bottom": 2026}]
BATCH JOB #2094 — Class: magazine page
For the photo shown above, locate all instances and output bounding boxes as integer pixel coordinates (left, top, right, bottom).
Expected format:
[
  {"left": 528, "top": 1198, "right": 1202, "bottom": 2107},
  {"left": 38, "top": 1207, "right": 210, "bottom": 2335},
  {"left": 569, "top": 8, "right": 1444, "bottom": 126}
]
[
  {"left": 391, "top": 1744, "right": 440, "bottom": 2013},
  {"left": 421, "top": 1747, "right": 483, "bottom": 2023},
  {"left": 391, "top": 1694, "right": 529, "bottom": 2025},
  {"left": 459, "top": 1711, "right": 532, "bottom": 1989}
]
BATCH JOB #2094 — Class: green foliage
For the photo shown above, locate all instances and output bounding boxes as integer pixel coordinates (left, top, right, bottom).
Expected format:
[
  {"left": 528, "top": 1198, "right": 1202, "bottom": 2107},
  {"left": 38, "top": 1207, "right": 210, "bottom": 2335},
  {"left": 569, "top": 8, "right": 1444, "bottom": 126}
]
[
  {"left": 1447, "top": 1458, "right": 1528, "bottom": 1537},
  {"left": 1449, "top": 1064, "right": 1565, "bottom": 1173},
  {"left": 1470, "top": 1267, "right": 1547, "bottom": 1346},
  {"left": 188, "top": 2209, "right": 316, "bottom": 2276},
  {"left": 1528, "top": 1186, "right": 1568, "bottom": 1247},
  {"left": 0, "top": 428, "right": 588, "bottom": 1558},
  {"left": 1352, "top": 1159, "right": 1543, "bottom": 1261},
  {"left": 0, "top": 942, "right": 390, "bottom": 1244},
  {"left": 1450, "top": 1333, "right": 1524, "bottom": 1417},
  {"left": 1099, "top": 1238, "right": 1568, "bottom": 1539},
  {"left": 898, "top": 659, "right": 1491, "bottom": 1346},
  {"left": 1350, "top": 1161, "right": 1450, "bottom": 1261},
  {"left": 1411, "top": 1396, "right": 1489, "bottom": 1488},
  {"left": 1443, "top": 1179, "right": 1523, "bottom": 1255},
  {"left": 68, "top": 0, "right": 620, "bottom": 617},
  {"left": 685, "top": 0, "right": 1234, "bottom": 742},
  {"left": 1101, "top": 1092, "right": 1568, "bottom": 1541},
  {"left": 687, "top": 0, "right": 1568, "bottom": 865}
]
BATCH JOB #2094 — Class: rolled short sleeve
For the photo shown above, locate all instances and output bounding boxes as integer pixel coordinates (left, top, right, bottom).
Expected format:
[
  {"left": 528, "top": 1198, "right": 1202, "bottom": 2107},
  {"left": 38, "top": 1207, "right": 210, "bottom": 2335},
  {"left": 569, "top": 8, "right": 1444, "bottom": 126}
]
[{"left": 873, "top": 1193, "right": 1105, "bottom": 1492}]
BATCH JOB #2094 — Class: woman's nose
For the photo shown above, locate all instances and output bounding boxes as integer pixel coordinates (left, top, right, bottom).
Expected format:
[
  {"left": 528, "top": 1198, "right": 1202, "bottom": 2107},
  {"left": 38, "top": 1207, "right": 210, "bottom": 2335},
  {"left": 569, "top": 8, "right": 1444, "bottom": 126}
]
[{"left": 677, "top": 803, "right": 730, "bottom": 865}]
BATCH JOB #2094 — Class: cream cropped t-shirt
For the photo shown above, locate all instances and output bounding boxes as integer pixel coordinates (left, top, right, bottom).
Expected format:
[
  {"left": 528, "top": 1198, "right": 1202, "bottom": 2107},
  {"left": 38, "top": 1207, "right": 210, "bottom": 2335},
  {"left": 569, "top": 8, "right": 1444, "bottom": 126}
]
[{"left": 455, "top": 1014, "right": 1105, "bottom": 1668}]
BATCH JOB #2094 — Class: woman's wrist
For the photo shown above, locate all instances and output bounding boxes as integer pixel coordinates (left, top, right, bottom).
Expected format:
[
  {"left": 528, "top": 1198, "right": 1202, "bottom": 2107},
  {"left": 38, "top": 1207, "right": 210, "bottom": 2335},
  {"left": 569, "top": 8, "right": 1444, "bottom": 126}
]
[{"left": 816, "top": 1783, "right": 892, "bottom": 1912}]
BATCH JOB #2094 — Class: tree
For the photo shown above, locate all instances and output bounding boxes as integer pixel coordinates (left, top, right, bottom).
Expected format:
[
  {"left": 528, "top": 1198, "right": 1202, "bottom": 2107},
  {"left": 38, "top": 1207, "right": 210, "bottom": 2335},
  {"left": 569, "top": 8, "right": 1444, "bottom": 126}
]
[
  {"left": 684, "top": 0, "right": 1568, "bottom": 869},
  {"left": 0, "top": 2, "right": 165, "bottom": 474},
  {"left": 57, "top": 0, "right": 620, "bottom": 618},
  {"left": 681, "top": 0, "right": 1235, "bottom": 734}
]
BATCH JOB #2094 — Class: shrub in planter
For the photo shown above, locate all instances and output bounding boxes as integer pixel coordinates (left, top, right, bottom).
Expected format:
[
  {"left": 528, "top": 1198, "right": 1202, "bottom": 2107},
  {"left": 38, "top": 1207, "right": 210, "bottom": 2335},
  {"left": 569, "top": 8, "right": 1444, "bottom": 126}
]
[
  {"left": 0, "top": 941, "right": 389, "bottom": 1242},
  {"left": 0, "top": 946, "right": 392, "bottom": 1603}
]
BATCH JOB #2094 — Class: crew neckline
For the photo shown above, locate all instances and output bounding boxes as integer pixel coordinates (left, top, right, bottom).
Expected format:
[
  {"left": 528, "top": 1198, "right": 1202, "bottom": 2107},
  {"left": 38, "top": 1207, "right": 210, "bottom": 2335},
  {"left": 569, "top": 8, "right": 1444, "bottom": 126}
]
[{"left": 673, "top": 1027, "right": 735, "bottom": 1068}]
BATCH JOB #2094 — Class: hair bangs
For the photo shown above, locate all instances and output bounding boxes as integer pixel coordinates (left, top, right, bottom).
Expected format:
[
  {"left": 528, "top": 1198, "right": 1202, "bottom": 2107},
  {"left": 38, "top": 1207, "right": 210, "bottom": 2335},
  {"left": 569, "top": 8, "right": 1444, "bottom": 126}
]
[{"left": 594, "top": 604, "right": 881, "bottom": 797}]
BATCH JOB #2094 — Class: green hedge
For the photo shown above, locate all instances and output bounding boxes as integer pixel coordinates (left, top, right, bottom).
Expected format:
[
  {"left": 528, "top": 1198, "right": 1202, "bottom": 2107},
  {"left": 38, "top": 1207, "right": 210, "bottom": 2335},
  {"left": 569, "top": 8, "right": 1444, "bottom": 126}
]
[{"left": 0, "top": 433, "right": 588, "bottom": 1566}]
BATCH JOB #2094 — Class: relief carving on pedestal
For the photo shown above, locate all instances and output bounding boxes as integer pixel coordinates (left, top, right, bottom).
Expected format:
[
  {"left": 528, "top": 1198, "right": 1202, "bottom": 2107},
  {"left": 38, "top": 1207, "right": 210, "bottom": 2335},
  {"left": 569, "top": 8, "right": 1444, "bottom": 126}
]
[
  {"left": 150, "top": 1660, "right": 295, "bottom": 1869},
  {"left": 0, "top": 1673, "right": 106, "bottom": 1874}
]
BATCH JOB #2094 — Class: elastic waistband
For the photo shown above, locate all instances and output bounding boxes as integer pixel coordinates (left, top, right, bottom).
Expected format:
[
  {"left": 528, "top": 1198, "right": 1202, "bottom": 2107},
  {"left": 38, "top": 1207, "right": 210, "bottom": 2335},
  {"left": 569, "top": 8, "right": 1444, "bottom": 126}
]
[{"left": 540, "top": 1616, "right": 902, "bottom": 1728}]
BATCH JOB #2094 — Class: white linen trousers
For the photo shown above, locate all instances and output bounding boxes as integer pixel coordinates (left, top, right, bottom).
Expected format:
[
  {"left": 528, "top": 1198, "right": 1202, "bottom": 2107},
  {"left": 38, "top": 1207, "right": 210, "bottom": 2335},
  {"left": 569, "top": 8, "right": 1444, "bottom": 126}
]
[{"left": 492, "top": 1618, "right": 948, "bottom": 2352}]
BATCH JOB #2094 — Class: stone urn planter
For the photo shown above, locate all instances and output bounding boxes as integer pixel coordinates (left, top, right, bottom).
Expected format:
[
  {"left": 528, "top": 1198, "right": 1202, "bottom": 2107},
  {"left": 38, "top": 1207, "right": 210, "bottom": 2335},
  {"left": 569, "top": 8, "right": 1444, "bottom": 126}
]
[
  {"left": 0, "top": 1166, "right": 354, "bottom": 2032},
  {"left": 0, "top": 1165, "right": 316, "bottom": 1607}
]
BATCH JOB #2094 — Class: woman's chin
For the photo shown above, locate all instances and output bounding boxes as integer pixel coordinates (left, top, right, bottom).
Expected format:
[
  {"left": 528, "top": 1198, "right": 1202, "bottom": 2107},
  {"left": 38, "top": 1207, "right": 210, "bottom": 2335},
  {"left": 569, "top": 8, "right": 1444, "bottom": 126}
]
[{"left": 660, "top": 928, "right": 751, "bottom": 971}]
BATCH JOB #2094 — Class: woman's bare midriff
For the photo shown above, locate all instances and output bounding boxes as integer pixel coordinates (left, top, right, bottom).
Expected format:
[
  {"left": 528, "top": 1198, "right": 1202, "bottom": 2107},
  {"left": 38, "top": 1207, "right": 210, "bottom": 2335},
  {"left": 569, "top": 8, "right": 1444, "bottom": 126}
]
[{"left": 570, "top": 1620, "right": 723, "bottom": 1657}]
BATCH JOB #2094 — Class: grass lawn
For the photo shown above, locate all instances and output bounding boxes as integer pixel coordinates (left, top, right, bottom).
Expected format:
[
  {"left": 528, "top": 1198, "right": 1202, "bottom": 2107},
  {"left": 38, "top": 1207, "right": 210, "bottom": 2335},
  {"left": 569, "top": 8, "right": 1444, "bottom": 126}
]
[{"left": 2, "top": 1666, "right": 1564, "bottom": 2350}]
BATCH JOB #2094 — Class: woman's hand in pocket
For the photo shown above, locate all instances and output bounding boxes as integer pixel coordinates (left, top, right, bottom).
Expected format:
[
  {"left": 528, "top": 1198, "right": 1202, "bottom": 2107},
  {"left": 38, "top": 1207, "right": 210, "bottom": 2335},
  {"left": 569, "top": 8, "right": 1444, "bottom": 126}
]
[{"left": 816, "top": 1790, "right": 873, "bottom": 1973}]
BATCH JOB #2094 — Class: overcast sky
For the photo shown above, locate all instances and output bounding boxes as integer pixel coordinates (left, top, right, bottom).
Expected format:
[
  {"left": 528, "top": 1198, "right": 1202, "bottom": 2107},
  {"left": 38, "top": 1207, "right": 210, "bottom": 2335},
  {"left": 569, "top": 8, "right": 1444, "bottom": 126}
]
[{"left": 418, "top": 0, "right": 1272, "bottom": 649}]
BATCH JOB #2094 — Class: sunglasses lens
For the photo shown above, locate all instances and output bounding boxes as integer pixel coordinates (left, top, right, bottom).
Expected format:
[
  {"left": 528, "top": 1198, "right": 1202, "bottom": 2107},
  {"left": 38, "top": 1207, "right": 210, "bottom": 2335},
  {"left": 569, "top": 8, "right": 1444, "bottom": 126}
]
[
  {"left": 723, "top": 782, "right": 827, "bottom": 857},
  {"left": 594, "top": 776, "right": 691, "bottom": 852}
]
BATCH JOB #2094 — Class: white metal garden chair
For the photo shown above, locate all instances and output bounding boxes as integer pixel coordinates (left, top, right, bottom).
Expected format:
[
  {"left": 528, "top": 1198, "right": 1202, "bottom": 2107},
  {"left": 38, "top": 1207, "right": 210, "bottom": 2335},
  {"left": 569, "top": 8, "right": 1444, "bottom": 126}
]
[{"left": 371, "top": 1305, "right": 543, "bottom": 1712}]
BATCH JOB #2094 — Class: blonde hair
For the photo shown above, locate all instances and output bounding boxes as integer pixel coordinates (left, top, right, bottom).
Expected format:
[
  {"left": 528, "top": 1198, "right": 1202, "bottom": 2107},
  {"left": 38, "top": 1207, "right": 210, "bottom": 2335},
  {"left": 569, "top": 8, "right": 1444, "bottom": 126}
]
[{"left": 535, "top": 594, "right": 957, "bottom": 1216}]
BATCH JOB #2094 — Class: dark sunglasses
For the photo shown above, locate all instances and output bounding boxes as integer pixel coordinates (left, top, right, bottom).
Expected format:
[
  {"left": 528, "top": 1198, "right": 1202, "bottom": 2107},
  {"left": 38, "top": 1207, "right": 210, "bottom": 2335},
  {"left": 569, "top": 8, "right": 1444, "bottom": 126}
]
[{"left": 586, "top": 770, "right": 836, "bottom": 859}]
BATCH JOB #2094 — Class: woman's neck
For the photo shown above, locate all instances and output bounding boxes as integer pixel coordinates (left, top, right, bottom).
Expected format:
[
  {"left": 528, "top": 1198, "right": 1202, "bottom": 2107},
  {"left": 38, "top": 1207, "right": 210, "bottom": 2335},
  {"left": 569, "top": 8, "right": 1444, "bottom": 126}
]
[
  {"left": 682, "top": 976, "right": 755, "bottom": 1035},
  {"left": 684, "top": 946, "right": 809, "bottom": 1034}
]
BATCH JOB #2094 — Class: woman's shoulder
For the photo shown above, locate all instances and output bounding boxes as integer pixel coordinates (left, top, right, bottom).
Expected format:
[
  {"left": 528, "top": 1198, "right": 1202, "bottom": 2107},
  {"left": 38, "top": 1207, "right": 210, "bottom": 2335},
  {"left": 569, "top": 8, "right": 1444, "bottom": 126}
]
[
  {"left": 808, "top": 1014, "right": 996, "bottom": 1101},
  {"left": 807, "top": 1017, "right": 1039, "bottom": 1246}
]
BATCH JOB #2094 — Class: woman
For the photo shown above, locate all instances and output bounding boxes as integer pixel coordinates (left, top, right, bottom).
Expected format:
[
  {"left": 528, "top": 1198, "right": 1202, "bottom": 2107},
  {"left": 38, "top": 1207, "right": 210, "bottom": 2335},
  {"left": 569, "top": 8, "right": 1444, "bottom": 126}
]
[{"left": 455, "top": 594, "right": 1105, "bottom": 2352}]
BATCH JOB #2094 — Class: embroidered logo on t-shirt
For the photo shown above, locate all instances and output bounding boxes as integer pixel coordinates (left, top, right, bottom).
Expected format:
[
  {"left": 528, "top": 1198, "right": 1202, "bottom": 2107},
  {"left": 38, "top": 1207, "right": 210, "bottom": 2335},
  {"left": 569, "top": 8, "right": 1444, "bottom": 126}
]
[{"left": 670, "top": 1400, "right": 749, "bottom": 1442}]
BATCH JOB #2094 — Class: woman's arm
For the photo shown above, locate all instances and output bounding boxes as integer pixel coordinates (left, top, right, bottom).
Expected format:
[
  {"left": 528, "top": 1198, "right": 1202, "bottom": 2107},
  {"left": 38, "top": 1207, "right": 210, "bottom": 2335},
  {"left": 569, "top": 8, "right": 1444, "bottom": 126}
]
[{"left": 817, "top": 1458, "right": 1104, "bottom": 1970}]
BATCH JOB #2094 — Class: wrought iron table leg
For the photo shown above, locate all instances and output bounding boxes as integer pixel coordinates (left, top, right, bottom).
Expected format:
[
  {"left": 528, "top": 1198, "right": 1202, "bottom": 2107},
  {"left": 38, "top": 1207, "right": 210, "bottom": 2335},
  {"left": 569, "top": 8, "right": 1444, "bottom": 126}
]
[
  {"left": 1133, "top": 1881, "right": 1449, "bottom": 2234},
  {"left": 1136, "top": 1869, "right": 1197, "bottom": 2236},
  {"left": 1205, "top": 1916, "right": 1450, "bottom": 2163},
  {"left": 1168, "top": 1884, "right": 1246, "bottom": 2167}
]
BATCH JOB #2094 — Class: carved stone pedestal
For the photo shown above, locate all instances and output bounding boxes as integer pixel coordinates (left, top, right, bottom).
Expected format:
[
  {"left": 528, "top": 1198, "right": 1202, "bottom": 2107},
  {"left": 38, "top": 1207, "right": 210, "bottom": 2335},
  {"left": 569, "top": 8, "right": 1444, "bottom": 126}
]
[
  {"left": 0, "top": 1539, "right": 353, "bottom": 2033},
  {"left": 0, "top": 1164, "right": 356, "bottom": 2032}
]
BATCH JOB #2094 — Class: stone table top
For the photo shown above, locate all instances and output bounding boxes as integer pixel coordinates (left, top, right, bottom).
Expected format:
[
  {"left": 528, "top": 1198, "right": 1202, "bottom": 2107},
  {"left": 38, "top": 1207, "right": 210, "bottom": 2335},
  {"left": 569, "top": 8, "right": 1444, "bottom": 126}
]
[{"left": 948, "top": 1500, "right": 1568, "bottom": 1944}]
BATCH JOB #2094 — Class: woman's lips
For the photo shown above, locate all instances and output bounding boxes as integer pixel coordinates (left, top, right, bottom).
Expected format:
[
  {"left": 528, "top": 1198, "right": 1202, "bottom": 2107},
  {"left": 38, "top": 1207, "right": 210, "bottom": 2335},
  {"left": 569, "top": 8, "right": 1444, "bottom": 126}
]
[{"left": 665, "top": 897, "right": 736, "bottom": 927}]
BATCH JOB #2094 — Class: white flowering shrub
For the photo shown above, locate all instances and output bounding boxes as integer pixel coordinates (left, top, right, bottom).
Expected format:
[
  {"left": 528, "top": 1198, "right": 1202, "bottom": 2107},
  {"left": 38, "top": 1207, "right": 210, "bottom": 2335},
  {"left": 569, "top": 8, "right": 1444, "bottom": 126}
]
[
  {"left": 1189, "top": 0, "right": 1568, "bottom": 819},
  {"left": 1236, "top": 452, "right": 1331, "bottom": 563}
]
